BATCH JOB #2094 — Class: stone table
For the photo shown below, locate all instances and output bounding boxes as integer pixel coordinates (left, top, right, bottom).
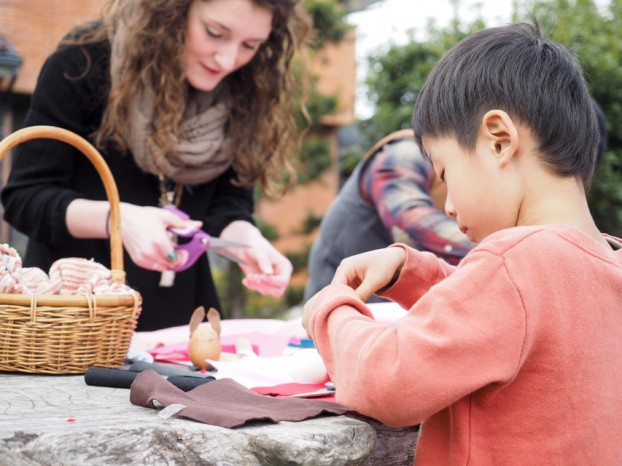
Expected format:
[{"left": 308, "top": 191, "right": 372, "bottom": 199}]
[{"left": 0, "top": 373, "right": 418, "bottom": 465}]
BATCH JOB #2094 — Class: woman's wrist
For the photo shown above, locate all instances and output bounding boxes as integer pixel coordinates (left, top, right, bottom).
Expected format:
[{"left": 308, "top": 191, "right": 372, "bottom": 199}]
[
  {"left": 221, "top": 220, "right": 260, "bottom": 242},
  {"left": 66, "top": 199, "right": 112, "bottom": 239}
]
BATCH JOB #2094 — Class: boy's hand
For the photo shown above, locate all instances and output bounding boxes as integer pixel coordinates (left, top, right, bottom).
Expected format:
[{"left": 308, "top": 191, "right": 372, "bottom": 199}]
[
  {"left": 331, "top": 247, "right": 406, "bottom": 301},
  {"left": 301, "top": 293, "right": 318, "bottom": 337}
]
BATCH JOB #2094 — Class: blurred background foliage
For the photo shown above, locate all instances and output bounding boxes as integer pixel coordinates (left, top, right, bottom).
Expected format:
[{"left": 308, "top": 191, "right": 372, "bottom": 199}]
[
  {"left": 216, "top": 0, "right": 352, "bottom": 318},
  {"left": 358, "top": 0, "right": 621, "bottom": 236},
  {"left": 530, "top": 0, "right": 622, "bottom": 237}
]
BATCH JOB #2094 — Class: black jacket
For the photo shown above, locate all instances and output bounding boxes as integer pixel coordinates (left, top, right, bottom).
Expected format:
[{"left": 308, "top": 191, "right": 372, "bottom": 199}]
[{"left": 1, "top": 39, "right": 255, "bottom": 331}]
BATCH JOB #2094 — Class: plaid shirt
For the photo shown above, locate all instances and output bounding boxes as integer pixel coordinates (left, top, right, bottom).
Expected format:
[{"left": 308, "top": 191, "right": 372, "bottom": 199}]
[{"left": 359, "top": 138, "right": 474, "bottom": 264}]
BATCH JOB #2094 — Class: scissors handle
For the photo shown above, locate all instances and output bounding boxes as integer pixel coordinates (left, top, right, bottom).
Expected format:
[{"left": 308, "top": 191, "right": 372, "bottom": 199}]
[
  {"left": 163, "top": 206, "right": 249, "bottom": 272},
  {"left": 167, "top": 228, "right": 212, "bottom": 272},
  {"left": 163, "top": 204, "right": 216, "bottom": 271}
]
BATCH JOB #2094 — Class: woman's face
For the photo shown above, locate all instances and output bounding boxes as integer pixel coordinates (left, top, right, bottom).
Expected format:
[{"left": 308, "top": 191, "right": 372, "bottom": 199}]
[{"left": 182, "top": 0, "right": 273, "bottom": 91}]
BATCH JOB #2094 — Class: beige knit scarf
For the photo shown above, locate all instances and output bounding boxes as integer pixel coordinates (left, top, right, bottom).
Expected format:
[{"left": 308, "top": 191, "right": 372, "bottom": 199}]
[
  {"left": 126, "top": 87, "right": 233, "bottom": 185},
  {"left": 109, "top": 4, "right": 233, "bottom": 185}
]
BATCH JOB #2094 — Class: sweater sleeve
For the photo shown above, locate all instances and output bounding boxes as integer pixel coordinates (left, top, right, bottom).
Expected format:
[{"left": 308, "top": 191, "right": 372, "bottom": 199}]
[
  {"left": 308, "top": 248, "right": 527, "bottom": 427},
  {"left": 1, "top": 44, "right": 104, "bottom": 246},
  {"left": 377, "top": 243, "right": 457, "bottom": 307},
  {"left": 359, "top": 140, "right": 474, "bottom": 264},
  {"left": 201, "top": 167, "right": 255, "bottom": 237}
]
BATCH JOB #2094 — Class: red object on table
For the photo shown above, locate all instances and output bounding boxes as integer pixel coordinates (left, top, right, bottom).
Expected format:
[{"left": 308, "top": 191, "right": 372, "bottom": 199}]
[{"left": 252, "top": 382, "right": 336, "bottom": 402}]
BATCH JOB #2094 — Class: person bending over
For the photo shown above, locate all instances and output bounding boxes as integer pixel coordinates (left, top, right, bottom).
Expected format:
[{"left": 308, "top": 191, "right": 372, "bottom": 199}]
[{"left": 304, "top": 129, "right": 474, "bottom": 303}]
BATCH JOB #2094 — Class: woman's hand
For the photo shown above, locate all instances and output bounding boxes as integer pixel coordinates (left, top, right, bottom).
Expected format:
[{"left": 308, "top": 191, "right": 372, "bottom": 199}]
[
  {"left": 220, "top": 220, "right": 293, "bottom": 297},
  {"left": 66, "top": 199, "right": 199, "bottom": 271},
  {"left": 118, "top": 203, "right": 202, "bottom": 271},
  {"left": 331, "top": 247, "right": 406, "bottom": 301}
]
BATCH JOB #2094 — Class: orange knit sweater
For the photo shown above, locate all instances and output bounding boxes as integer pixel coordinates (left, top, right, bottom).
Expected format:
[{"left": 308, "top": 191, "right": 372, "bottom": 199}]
[{"left": 308, "top": 224, "right": 622, "bottom": 465}]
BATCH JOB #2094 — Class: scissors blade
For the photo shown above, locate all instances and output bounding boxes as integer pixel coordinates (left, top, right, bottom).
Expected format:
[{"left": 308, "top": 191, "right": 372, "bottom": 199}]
[
  {"left": 208, "top": 246, "right": 250, "bottom": 266},
  {"left": 209, "top": 237, "right": 248, "bottom": 249},
  {"left": 164, "top": 206, "right": 252, "bottom": 270},
  {"left": 170, "top": 228, "right": 250, "bottom": 271},
  {"left": 205, "top": 237, "right": 250, "bottom": 266}
]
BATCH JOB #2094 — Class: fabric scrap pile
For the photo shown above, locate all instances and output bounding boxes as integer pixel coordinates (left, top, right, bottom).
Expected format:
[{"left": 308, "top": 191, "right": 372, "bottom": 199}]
[{"left": 0, "top": 243, "right": 134, "bottom": 295}]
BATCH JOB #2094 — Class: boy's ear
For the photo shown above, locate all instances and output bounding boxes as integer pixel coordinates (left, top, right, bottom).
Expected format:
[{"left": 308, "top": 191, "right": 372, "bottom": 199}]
[{"left": 480, "top": 110, "right": 518, "bottom": 169}]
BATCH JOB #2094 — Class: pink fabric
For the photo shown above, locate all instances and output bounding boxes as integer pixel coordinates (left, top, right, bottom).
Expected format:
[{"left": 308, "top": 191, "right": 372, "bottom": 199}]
[
  {"left": 0, "top": 243, "right": 24, "bottom": 293},
  {"left": 20, "top": 267, "right": 60, "bottom": 294},
  {"left": 48, "top": 258, "right": 110, "bottom": 294},
  {"left": 308, "top": 225, "right": 622, "bottom": 465},
  {"left": 252, "top": 383, "right": 336, "bottom": 402},
  {"left": 149, "top": 340, "right": 260, "bottom": 362},
  {"left": 0, "top": 244, "right": 134, "bottom": 295},
  {"left": 133, "top": 318, "right": 307, "bottom": 358}
]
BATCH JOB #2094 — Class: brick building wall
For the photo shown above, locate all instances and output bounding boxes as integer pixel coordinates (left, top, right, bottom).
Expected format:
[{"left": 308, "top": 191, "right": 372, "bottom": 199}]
[{"left": 1, "top": 0, "right": 108, "bottom": 95}]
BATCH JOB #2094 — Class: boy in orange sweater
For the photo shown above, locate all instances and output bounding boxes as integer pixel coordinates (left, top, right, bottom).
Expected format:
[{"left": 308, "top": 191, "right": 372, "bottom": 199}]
[{"left": 302, "top": 22, "right": 622, "bottom": 464}]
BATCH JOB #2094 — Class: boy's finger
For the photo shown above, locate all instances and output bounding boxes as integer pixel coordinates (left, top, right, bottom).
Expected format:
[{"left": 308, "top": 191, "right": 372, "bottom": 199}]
[{"left": 354, "top": 281, "right": 375, "bottom": 302}]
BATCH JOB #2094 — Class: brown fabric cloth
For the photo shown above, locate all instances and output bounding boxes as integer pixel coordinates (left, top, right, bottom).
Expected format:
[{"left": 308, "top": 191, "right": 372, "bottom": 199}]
[{"left": 129, "top": 370, "right": 350, "bottom": 428}]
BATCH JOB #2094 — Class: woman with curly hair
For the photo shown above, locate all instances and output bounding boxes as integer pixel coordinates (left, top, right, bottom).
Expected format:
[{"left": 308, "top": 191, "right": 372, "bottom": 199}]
[{"left": 2, "top": 0, "right": 311, "bottom": 330}]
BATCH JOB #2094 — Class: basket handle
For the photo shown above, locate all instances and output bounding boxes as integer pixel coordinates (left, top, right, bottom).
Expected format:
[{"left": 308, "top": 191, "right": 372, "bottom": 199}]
[{"left": 0, "top": 125, "right": 125, "bottom": 284}]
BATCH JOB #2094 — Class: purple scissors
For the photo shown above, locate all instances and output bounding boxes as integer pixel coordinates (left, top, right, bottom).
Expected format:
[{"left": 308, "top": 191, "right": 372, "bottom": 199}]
[{"left": 164, "top": 206, "right": 250, "bottom": 272}]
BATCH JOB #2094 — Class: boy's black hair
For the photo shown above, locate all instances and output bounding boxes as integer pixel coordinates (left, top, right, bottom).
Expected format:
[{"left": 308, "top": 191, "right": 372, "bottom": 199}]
[{"left": 412, "top": 22, "right": 599, "bottom": 190}]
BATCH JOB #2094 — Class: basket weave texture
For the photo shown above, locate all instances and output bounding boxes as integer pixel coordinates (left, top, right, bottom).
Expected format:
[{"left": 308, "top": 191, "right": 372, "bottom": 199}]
[{"left": 0, "top": 126, "right": 142, "bottom": 374}]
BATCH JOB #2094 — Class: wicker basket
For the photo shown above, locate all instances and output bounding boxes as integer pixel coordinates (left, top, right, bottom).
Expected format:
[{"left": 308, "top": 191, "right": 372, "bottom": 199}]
[{"left": 0, "top": 125, "right": 142, "bottom": 374}]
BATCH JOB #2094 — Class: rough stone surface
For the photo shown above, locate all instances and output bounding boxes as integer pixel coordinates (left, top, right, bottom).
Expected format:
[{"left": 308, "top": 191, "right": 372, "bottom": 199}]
[
  {"left": 0, "top": 373, "right": 376, "bottom": 465},
  {"left": 353, "top": 414, "right": 419, "bottom": 466}
]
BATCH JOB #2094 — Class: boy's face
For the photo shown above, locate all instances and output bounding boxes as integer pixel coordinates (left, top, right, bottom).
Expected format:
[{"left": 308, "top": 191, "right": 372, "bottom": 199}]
[{"left": 422, "top": 135, "right": 521, "bottom": 243}]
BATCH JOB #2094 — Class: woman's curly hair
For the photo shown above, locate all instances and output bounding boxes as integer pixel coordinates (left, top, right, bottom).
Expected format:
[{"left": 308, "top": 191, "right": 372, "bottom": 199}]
[{"left": 62, "top": 0, "right": 312, "bottom": 197}]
